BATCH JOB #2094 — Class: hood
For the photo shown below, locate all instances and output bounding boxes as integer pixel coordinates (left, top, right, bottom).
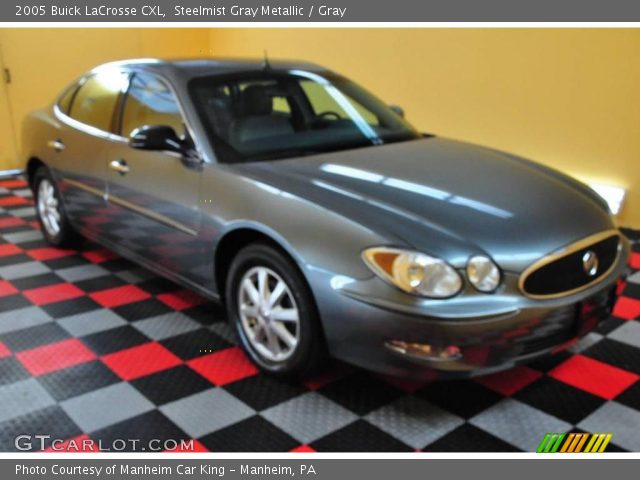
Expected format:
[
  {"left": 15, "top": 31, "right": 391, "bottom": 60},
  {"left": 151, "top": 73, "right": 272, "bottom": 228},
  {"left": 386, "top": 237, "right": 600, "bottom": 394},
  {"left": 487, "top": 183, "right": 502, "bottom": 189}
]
[{"left": 232, "top": 138, "right": 613, "bottom": 272}]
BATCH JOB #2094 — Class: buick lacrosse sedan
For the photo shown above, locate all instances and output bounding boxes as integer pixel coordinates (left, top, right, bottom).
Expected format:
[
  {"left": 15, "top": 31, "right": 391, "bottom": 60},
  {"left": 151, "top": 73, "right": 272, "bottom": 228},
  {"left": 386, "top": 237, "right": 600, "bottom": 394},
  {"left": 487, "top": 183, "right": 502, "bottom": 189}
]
[{"left": 22, "top": 58, "right": 629, "bottom": 379}]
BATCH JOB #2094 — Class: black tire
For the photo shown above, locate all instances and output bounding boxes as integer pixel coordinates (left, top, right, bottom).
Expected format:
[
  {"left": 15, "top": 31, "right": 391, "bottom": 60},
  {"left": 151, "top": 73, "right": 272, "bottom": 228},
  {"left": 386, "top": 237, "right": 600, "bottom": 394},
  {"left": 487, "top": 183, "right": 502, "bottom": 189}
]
[
  {"left": 225, "top": 243, "right": 327, "bottom": 378},
  {"left": 33, "top": 167, "right": 80, "bottom": 247}
]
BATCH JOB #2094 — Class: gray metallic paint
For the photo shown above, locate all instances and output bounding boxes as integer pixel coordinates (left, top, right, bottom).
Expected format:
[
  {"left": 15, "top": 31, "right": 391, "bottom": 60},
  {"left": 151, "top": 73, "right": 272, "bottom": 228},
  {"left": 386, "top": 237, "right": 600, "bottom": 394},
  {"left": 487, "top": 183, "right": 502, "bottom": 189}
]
[{"left": 21, "top": 59, "right": 629, "bottom": 378}]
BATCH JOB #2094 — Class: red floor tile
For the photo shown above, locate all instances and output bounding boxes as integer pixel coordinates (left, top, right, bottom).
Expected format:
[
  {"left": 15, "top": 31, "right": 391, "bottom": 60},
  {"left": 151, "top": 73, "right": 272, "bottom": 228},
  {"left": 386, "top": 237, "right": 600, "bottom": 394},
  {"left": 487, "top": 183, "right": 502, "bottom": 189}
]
[
  {"left": 612, "top": 296, "right": 640, "bottom": 320},
  {"left": 187, "top": 347, "right": 258, "bottom": 386},
  {"left": 290, "top": 445, "right": 316, "bottom": 452},
  {"left": 22, "top": 283, "right": 85, "bottom": 306},
  {"left": 0, "top": 196, "right": 29, "bottom": 207},
  {"left": 475, "top": 365, "right": 543, "bottom": 396},
  {"left": 0, "top": 280, "right": 18, "bottom": 298},
  {"left": 549, "top": 354, "right": 639, "bottom": 399},
  {"left": 0, "top": 179, "right": 27, "bottom": 189},
  {"left": 89, "top": 285, "right": 151, "bottom": 308},
  {"left": 0, "top": 341, "right": 10, "bottom": 358},
  {"left": 157, "top": 289, "right": 208, "bottom": 311},
  {"left": 0, "top": 244, "right": 22, "bottom": 257},
  {"left": 630, "top": 252, "right": 640, "bottom": 270},
  {"left": 26, "top": 247, "right": 77, "bottom": 261},
  {"left": 0, "top": 217, "right": 25, "bottom": 228},
  {"left": 16, "top": 339, "right": 97, "bottom": 376},
  {"left": 82, "top": 249, "right": 119, "bottom": 264},
  {"left": 101, "top": 342, "right": 182, "bottom": 381}
]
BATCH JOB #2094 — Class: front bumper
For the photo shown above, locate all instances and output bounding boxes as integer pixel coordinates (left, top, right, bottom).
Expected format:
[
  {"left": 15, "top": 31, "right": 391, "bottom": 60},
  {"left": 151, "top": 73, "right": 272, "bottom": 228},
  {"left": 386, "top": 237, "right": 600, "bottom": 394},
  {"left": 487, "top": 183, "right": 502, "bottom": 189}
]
[{"left": 309, "top": 255, "right": 627, "bottom": 380}]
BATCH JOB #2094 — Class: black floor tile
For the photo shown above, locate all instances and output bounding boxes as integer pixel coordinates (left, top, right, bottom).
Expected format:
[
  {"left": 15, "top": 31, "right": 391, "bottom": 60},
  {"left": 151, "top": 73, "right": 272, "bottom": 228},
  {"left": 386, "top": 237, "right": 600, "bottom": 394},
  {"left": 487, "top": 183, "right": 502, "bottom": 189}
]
[
  {"left": 132, "top": 365, "right": 212, "bottom": 406},
  {"left": 200, "top": 416, "right": 299, "bottom": 452},
  {"left": 312, "top": 420, "right": 413, "bottom": 452},
  {"left": 81, "top": 325, "right": 150, "bottom": 356},
  {"left": 37, "top": 360, "right": 120, "bottom": 401}
]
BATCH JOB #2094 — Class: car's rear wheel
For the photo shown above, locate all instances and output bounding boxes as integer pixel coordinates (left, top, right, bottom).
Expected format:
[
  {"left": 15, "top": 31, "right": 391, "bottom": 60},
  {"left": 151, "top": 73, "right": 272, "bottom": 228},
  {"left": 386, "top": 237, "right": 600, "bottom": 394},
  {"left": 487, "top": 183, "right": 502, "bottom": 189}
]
[
  {"left": 33, "top": 167, "right": 79, "bottom": 247},
  {"left": 225, "top": 243, "right": 326, "bottom": 377}
]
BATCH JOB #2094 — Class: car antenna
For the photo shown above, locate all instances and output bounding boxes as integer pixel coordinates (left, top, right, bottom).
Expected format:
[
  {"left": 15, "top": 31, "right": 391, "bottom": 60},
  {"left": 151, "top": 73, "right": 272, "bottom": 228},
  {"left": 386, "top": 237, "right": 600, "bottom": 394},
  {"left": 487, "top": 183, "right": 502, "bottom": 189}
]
[{"left": 263, "top": 50, "right": 271, "bottom": 71}]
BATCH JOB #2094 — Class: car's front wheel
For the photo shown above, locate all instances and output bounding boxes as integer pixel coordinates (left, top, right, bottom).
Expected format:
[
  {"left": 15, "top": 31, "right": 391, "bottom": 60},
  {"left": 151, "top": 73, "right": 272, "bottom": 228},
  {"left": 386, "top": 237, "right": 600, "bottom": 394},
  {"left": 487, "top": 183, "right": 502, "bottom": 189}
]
[
  {"left": 33, "top": 167, "right": 79, "bottom": 247},
  {"left": 225, "top": 243, "right": 326, "bottom": 377}
]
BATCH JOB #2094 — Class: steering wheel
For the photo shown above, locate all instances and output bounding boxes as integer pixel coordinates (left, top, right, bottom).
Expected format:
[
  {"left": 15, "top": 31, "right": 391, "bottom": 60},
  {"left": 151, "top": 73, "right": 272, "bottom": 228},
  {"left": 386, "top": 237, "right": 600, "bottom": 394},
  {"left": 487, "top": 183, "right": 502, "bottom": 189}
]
[{"left": 316, "top": 111, "right": 342, "bottom": 121}]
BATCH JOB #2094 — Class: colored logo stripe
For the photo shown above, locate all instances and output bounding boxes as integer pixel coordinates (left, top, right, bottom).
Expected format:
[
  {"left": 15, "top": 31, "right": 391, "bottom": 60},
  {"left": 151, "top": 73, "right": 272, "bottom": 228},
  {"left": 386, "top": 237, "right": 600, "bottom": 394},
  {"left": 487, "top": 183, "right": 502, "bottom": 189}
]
[
  {"left": 536, "top": 433, "right": 565, "bottom": 453},
  {"left": 537, "top": 433, "right": 613, "bottom": 453},
  {"left": 584, "top": 433, "right": 613, "bottom": 453}
]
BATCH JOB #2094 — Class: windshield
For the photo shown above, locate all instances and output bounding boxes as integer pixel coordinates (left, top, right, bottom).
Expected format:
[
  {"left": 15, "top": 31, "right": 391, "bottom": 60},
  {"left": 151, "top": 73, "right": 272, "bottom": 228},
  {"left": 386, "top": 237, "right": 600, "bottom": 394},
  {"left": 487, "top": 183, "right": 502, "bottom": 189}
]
[{"left": 189, "top": 70, "right": 422, "bottom": 162}]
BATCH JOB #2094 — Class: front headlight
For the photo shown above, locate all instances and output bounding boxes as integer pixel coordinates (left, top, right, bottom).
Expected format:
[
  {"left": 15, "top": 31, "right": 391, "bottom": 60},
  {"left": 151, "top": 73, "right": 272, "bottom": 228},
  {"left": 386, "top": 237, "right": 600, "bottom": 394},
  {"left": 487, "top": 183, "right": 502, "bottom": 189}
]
[
  {"left": 363, "top": 247, "right": 463, "bottom": 298},
  {"left": 466, "top": 255, "right": 501, "bottom": 292}
]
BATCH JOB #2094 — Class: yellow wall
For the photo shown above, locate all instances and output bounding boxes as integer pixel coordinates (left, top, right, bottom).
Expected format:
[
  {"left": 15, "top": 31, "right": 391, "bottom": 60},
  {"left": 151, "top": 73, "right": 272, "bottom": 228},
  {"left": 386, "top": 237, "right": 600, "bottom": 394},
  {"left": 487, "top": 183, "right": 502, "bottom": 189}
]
[
  {"left": 0, "top": 28, "right": 637, "bottom": 226},
  {"left": 0, "top": 48, "right": 18, "bottom": 169},
  {"left": 0, "top": 28, "right": 208, "bottom": 154},
  {"left": 210, "top": 29, "right": 640, "bottom": 227}
]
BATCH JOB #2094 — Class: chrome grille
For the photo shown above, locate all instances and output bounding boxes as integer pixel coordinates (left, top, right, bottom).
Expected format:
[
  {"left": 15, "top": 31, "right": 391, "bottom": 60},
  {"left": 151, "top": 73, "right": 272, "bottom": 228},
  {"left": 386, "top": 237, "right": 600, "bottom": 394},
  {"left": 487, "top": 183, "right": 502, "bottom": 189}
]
[{"left": 520, "top": 231, "right": 620, "bottom": 298}]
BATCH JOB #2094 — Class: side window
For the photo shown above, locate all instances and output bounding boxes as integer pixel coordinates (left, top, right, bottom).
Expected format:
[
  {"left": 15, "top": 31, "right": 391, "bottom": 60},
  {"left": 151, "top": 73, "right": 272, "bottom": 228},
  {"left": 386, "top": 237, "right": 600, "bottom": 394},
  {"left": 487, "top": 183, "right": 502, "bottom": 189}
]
[
  {"left": 69, "top": 71, "right": 128, "bottom": 131},
  {"left": 57, "top": 82, "right": 79, "bottom": 115},
  {"left": 272, "top": 95, "right": 292, "bottom": 115},
  {"left": 121, "top": 73, "right": 185, "bottom": 138}
]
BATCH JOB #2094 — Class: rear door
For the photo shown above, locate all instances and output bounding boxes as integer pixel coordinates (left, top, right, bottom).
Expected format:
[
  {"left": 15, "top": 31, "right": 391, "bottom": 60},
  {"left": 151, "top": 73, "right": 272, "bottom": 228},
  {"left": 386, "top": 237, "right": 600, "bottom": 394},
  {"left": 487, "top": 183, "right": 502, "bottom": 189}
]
[
  {"left": 104, "top": 71, "right": 203, "bottom": 284},
  {"left": 52, "top": 70, "right": 129, "bottom": 234}
]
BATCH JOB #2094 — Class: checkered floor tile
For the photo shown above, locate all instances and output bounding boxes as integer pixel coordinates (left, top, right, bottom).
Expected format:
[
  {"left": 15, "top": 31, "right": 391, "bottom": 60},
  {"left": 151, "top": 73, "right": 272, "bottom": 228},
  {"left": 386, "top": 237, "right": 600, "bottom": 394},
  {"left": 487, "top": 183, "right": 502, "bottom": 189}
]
[{"left": 1, "top": 176, "right": 639, "bottom": 452}]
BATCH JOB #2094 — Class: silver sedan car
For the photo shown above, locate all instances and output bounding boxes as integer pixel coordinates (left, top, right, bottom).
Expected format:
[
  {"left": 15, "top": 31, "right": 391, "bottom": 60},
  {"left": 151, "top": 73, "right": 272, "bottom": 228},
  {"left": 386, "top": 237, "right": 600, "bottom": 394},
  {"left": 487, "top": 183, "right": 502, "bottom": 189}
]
[{"left": 22, "top": 58, "right": 629, "bottom": 379}]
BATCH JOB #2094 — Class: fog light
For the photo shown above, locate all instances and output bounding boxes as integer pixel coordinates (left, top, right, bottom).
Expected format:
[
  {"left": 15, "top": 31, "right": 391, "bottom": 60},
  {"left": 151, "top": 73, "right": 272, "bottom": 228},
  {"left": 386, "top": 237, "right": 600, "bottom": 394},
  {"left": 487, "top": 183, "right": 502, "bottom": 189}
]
[{"left": 385, "top": 340, "right": 462, "bottom": 361}]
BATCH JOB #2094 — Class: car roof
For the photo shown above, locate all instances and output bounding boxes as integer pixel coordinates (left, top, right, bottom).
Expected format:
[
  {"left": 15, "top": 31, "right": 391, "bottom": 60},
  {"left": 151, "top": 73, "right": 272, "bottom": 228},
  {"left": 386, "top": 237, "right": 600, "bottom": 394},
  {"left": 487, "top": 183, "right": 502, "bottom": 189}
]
[{"left": 91, "top": 57, "right": 328, "bottom": 79}]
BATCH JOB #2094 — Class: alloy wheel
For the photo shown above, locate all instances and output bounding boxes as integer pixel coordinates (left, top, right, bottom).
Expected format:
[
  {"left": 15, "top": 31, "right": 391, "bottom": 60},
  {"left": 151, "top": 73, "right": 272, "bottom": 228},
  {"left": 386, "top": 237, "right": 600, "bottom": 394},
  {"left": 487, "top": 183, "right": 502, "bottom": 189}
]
[
  {"left": 37, "top": 178, "right": 61, "bottom": 237},
  {"left": 237, "top": 266, "right": 300, "bottom": 362}
]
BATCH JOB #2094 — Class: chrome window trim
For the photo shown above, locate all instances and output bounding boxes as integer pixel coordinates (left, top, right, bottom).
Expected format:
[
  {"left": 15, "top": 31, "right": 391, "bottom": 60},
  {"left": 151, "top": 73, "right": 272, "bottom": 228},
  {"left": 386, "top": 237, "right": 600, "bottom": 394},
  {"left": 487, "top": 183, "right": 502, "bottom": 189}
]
[
  {"left": 54, "top": 103, "right": 129, "bottom": 144},
  {"left": 52, "top": 71, "right": 129, "bottom": 144},
  {"left": 53, "top": 66, "right": 207, "bottom": 161},
  {"left": 518, "top": 229, "right": 622, "bottom": 300}
]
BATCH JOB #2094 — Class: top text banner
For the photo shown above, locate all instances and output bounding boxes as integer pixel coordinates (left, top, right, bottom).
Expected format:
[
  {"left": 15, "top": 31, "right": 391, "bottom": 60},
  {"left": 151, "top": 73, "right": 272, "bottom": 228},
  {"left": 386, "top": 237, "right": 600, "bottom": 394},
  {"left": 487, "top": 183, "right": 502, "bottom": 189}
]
[{"left": 3, "top": 0, "right": 640, "bottom": 22}]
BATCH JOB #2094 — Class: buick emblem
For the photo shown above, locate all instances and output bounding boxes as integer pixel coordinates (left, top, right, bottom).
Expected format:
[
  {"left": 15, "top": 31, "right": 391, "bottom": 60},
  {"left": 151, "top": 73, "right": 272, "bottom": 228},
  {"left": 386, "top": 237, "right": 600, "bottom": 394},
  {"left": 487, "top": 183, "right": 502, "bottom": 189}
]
[{"left": 582, "top": 251, "right": 599, "bottom": 277}]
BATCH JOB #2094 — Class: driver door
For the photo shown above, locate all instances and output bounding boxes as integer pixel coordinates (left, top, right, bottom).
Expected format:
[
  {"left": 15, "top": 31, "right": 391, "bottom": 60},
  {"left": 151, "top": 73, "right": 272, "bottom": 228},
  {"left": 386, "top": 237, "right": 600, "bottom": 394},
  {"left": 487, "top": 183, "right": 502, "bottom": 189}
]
[{"left": 104, "top": 72, "right": 203, "bottom": 284}]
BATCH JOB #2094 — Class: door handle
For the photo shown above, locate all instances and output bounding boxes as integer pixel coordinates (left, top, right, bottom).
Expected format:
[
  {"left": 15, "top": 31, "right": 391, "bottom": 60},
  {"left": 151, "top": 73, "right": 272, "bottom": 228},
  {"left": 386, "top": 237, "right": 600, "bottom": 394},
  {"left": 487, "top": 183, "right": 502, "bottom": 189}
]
[
  {"left": 109, "top": 159, "right": 130, "bottom": 175},
  {"left": 47, "top": 139, "right": 65, "bottom": 152}
]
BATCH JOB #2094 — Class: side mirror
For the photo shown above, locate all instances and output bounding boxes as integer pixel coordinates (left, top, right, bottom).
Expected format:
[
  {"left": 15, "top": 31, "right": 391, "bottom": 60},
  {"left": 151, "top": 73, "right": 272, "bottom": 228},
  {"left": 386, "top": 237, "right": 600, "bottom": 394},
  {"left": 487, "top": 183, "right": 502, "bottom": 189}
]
[
  {"left": 129, "top": 125, "right": 185, "bottom": 153},
  {"left": 389, "top": 104, "right": 405, "bottom": 118}
]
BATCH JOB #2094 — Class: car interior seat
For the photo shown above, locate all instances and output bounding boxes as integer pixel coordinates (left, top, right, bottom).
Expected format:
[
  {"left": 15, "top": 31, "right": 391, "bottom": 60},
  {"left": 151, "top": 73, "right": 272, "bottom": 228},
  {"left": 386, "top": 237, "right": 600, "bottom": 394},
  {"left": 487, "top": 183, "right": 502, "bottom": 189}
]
[{"left": 230, "top": 85, "right": 294, "bottom": 144}]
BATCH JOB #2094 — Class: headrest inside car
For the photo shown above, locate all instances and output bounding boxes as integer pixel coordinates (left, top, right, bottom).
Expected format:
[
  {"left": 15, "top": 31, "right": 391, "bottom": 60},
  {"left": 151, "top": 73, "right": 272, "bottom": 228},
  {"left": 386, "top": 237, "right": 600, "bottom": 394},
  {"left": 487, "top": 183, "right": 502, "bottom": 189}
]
[{"left": 238, "top": 86, "right": 273, "bottom": 117}]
